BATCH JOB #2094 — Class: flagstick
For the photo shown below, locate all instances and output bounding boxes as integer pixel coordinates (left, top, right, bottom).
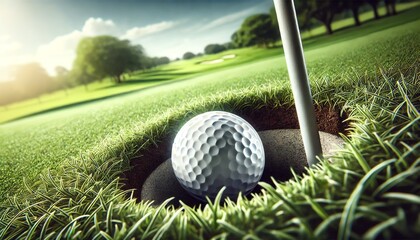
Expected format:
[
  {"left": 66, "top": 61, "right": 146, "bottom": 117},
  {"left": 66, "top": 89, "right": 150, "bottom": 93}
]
[{"left": 273, "top": 0, "right": 322, "bottom": 166}]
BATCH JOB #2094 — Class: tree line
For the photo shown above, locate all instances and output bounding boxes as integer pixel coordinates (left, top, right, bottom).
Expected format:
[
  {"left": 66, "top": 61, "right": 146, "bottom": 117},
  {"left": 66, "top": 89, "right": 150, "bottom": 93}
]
[
  {"left": 233, "top": 0, "right": 399, "bottom": 46},
  {"left": 293, "top": 0, "right": 398, "bottom": 35},
  {"left": 187, "top": 0, "right": 401, "bottom": 58},
  {"left": 0, "top": 36, "right": 170, "bottom": 106}
]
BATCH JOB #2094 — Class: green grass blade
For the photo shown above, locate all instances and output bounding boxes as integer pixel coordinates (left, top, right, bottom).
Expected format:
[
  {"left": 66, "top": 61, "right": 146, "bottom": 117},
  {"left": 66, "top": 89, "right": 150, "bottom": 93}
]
[
  {"left": 363, "top": 216, "right": 399, "bottom": 240},
  {"left": 373, "top": 167, "right": 420, "bottom": 196},
  {"left": 304, "top": 196, "right": 328, "bottom": 220},
  {"left": 314, "top": 213, "right": 342, "bottom": 237},
  {"left": 382, "top": 192, "right": 420, "bottom": 204},
  {"left": 340, "top": 134, "right": 371, "bottom": 173},
  {"left": 141, "top": 197, "right": 174, "bottom": 239},
  {"left": 122, "top": 212, "right": 152, "bottom": 240},
  {"left": 55, "top": 215, "right": 89, "bottom": 239},
  {"left": 24, "top": 213, "right": 48, "bottom": 240},
  {"left": 216, "top": 219, "right": 246, "bottom": 238},
  {"left": 338, "top": 159, "right": 396, "bottom": 240},
  {"left": 152, "top": 208, "right": 183, "bottom": 240}
]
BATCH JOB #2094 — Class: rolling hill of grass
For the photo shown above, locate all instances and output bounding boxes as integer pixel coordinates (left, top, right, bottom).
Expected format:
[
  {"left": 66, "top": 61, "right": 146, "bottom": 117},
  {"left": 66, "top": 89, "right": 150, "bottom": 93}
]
[{"left": 0, "top": 5, "right": 419, "bottom": 239}]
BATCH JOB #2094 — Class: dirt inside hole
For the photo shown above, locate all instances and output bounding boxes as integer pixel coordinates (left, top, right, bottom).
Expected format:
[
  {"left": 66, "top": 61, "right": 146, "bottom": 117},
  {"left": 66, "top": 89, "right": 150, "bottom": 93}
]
[{"left": 121, "top": 106, "right": 349, "bottom": 204}]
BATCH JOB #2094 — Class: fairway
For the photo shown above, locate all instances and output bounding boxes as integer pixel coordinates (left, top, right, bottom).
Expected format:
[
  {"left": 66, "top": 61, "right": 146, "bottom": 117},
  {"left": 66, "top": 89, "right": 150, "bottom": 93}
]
[
  {"left": 0, "top": 4, "right": 419, "bottom": 239},
  {"left": 1, "top": 2, "right": 418, "bottom": 124}
]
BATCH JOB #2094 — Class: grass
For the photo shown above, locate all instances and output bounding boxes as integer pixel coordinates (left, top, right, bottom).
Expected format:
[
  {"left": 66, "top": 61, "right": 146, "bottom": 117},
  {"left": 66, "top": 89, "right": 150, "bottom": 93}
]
[
  {"left": 1, "top": 59, "right": 418, "bottom": 239},
  {"left": 0, "top": 4, "right": 419, "bottom": 239},
  {"left": 1, "top": 2, "right": 418, "bottom": 124}
]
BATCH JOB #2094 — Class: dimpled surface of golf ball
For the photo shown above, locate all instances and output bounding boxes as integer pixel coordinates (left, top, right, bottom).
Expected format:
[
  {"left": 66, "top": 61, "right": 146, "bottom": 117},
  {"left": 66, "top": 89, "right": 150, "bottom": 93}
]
[{"left": 171, "top": 111, "right": 265, "bottom": 201}]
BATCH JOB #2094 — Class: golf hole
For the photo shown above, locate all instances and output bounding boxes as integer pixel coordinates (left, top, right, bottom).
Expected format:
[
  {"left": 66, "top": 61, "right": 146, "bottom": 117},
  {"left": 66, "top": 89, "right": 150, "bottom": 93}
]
[{"left": 121, "top": 105, "right": 349, "bottom": 207}]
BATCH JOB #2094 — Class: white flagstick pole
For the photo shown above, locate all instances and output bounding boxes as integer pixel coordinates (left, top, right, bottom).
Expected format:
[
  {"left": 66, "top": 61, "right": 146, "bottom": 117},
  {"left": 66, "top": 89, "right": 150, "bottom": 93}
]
[{"left": 273, "top": 0, "right": 322, "bottom": 166}]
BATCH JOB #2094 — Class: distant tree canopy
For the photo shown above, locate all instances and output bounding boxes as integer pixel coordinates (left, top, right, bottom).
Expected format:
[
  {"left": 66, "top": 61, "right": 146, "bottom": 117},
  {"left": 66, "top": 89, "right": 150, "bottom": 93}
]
[
  {"left": 204, "top": 44, "right": 226, "bottom": 54},
  {"left": 384, "top": 0, "right": 397, "bottom": 16},
  {"left": 156, "top": 57, "right": 170, "bottom": 65},
  {"left": 183, "top": 52, "right": 196, "bottom": 60},
  {"left": 233, "top": 0, "right": 399, "bottom": 44},
  {"left": 54, "top": 66, "right": 73, "bottom": 89},
  {"left": 269, "top": 7, "right": 280, "bottom": 38},
  {"left": 73, "top": 35, "right": 145, "bottom": 84},
  {"left": 366, "top": 0, "right": 381, "bottom": 19},
  {"left": 0, "top": 63, "right": 53, "bottom": 106},
  {"left": 343, "top": 0, "right": 365, "bottom": 26},
  {"left": 14, "top": 63, "right": 53, "bottom": 97},
  {"left": 143, "top": 56, "right": 171, "bottom": 69},
  {"left": 223, "top": 42, "right": 235, "bottom": 50},
  {"left": 269, "top": 2, "right": 315, "bottom": 34},
  {"left": 231, "top": 14, "right": 278, "bottom": 48},
  {"left": 307, "top": 0, "right": 343, "bottom": 35}
]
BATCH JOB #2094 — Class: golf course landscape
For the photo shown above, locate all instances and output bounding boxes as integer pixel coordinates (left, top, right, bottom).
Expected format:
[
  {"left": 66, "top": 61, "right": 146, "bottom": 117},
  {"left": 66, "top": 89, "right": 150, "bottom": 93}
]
[{"left": 0, "top": 1, "right": 419, "bottom": 239}]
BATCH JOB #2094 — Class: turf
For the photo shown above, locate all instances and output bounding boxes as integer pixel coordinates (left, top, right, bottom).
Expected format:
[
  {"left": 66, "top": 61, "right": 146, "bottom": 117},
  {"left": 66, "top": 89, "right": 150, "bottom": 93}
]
[
  {"left": 0, "top": 5, "right": 419, "bottom": 239},
  {"left": 0, "top": 5, "right": 419, "bottom": 202}
]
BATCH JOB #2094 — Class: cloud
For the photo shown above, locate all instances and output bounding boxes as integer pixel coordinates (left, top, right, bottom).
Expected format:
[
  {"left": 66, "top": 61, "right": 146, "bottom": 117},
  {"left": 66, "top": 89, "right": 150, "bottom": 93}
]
[
  {"left": 0, "top": 17, "right": 118, "bottom": 77},
  {"left": 36, "top": 30, "right": 84, "bottom": 74},
  {"left": 82, "top": 18, "right": 117, "bottom": 36},
  {"left": 0, "top": 35, "right": 22, "bottom": 54},
  {"left": 199, "top": 7, "right": 256, "bottom": 32},
  {"left": 35, "top": 18, "right": 118, "bottom": 74},
  {"left": 122, "top": 21, "right": 176, "bottom": 40},
  {"left": 0, "top": 35, "right": 34, "bottom": 81}
]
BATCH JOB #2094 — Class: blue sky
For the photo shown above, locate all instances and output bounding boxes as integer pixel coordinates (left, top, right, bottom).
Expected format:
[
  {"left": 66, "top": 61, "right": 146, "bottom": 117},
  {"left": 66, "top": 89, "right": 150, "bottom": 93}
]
[{"left": 0, "top": 0, "right": 273, "bottom": 80}]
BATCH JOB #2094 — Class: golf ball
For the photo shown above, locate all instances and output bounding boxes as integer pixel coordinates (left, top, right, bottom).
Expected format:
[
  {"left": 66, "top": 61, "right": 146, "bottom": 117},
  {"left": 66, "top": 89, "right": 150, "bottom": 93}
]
[{"left": 171, "top": 111, "right": 265, "bottom": 201}]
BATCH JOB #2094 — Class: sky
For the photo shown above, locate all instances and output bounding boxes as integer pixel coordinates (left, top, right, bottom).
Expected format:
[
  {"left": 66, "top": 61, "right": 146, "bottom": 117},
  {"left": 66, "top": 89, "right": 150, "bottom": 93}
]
[{"left": 0, "top": 0, "right": 273, "bottom": 81}]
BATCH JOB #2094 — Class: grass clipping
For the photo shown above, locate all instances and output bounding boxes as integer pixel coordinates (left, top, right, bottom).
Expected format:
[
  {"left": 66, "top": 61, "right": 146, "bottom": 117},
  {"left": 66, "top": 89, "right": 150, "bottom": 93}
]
[{"left": 1, "top": 67, "right": 419, "bottom": 239}]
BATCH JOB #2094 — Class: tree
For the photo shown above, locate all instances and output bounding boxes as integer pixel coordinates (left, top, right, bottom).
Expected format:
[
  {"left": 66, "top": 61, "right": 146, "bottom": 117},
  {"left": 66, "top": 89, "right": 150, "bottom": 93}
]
[
  {"left": 141, "top": 56, "right": 156, "bottom": 70},
  {"left": 296, "top": 0, "right": 318, "bottom": 31},
  {"left": 0, "top": 82, "right": 19, "bottom": 106},
  {"left": 73, "top": 35, "right": 145, "bottom": 84},
  {"left": 343, "top": 0, "right": 364, "bottom": 26},
  {"left": 384, "top": 0, "right": 397, "bottom": 16},
  {"left": 204, "top": 44, "right": 226, "bottom": 54},
  {"left": 54, "top": 66, "right": 71, "bottom": 95},
  {"left": 223, "top": 42, "right": 234, "bottom": 50},
  {"left": 366, "top": 0, "right": 381, "bottom": 19},
  {"left": 55, "top": 66, "right": 69, "bottom": 77},
  {"left": 270, "top": 1, "right": 317, "bottom": 33},
  {"left": 183, "top": 52, "right": 196, "bottom": 60},
  {"left": 157, "top": 57, "right": 170, "bottom": 65},
  {"left": 70, "top": 64, "right": 95, "bottom": 90},
  {"left": 308, "top": 0, "right": 342, "bottom": 34},
  {"left": 13, "top": 63, "right": 53, "bottom": 100},
  {"left": 269, "top": 7, "right": 280, "bottom": 37},
  {"left": 231, "top": 30, "right": 247, "bottom": 48},
  {"left": 141, "top": 56, "right": 170, "bottom": 70},
  {"left": 231, "top": 14, "right": 278, "bottom": 48}
]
